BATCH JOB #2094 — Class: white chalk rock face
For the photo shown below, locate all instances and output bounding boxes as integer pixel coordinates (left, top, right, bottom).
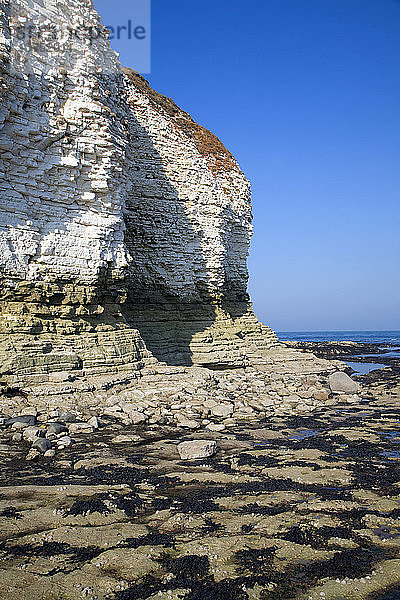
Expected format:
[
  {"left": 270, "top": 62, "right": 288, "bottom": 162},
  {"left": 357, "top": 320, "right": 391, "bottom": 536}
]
[
  {"left": 0, "top": 0, "right": 129, "bottom": 286},
  {"left": 0, "top": 0, "right": 333, "bottom": 392},
  {"left": 177, "top": 440, "right": 217, "bottom": 460}
]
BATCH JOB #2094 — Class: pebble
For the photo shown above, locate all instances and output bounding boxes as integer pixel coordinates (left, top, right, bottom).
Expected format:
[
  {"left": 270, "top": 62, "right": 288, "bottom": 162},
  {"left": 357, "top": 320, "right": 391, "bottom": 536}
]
[
  {"left": 176, "top": 416, "right": 200, "bottom": 429},
  {"left": 211, "top": 403, "right": 234, "bottom": 417},
  {"left": 87, "top": 416, "right": 99, "bottom": 429}
]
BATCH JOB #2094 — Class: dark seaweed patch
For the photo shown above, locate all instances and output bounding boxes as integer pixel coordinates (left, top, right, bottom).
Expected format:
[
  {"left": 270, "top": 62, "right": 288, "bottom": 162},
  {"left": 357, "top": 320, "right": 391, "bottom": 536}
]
[
  {"left": 165, "top": 554, "right": 210, "bottom": 583},
  {"left": 2, "top": 540, "right": 103, "bottom": 563},
  {"left": 67, "top": 498, "right": 112, "bottom": 516},
  {"left": 0, "top": 506, "right": 21, "bottom": 519},
  {"left": 240, "top": 503, "right": 290, "bottom": 516},
  {"left": 152, "top": 497, "right": 173, "bottom": 510},
  {"left": 281, "top": 524, "right": 352, "bottom": 549},
  {"left": 113, "top": 575, "right": 165, "bottom": 600},
  {"left": 175, "top": 497, "right": 220, "bottom": 514},
  {"left": 237, "top": 453, "right": 280, "bottom": 468},
  {"left": 124, "top": 533, "right": 175, "bottom": 549},
  {"left": 235, "top": 546, "right": 276, "bottom": 575},
  {"left": 112, "top": 492, "right": 144, "bottom": 517},
  {"left": 202, "top": 517, "right": 225, "bottom": 533}
]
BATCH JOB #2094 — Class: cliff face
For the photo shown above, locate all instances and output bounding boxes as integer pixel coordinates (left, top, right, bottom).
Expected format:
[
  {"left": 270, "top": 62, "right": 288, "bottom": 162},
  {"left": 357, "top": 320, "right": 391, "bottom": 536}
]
[{"left": 0, "top": 0, "right": 325, "bottom": 397}]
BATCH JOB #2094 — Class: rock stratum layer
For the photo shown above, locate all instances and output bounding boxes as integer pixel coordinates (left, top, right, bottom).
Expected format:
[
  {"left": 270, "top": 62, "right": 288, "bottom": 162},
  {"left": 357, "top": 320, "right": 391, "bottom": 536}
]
[{"left": 0, "top": 0, "right": 334, "bottom": 402}]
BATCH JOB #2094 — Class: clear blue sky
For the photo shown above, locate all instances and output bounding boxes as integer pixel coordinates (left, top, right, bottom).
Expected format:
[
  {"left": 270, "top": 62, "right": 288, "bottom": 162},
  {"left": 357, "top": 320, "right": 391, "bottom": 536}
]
[{"left": 94, "top": 0, "right": 400, "bottom": 332}]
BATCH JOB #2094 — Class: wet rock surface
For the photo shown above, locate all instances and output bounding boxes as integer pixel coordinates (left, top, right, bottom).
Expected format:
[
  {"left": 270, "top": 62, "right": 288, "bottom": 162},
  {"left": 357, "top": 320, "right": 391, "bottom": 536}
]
[{"left": 0, "top": 365, "right": 399, "bottom": 600}]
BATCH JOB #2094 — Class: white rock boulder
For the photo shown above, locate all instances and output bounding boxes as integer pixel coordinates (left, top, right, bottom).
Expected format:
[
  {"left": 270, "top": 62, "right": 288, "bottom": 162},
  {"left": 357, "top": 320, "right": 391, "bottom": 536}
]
[
  {"left": 328, "top": 372, "right": 359, "bottom": 394},
  {"left": 177, "top": 440, "right": 217, "bottom": 460}
]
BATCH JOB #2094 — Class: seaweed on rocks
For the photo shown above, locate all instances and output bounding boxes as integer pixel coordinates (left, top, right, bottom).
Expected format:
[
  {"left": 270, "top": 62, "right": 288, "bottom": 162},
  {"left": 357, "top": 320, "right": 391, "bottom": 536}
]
[
  {"left": 151, "top": 497, "right": 173, "bottom": 510},
  {"left": 235, "top": 546, "right": 276, "bottom": 575},
  {"left": 281, "top": 524, "right": 352, "bottom": 549},
  {"left": 112, "top": 492, "right": 144, "bottom": 517},
  {"left": 237, "top": 453, "right": 280, "bottom": 468},
  {"left": 202, "top": 517, "right": 225, "bottom": 533},
  {"left": 175, "top": 497, "right": 220, "bottom": 514},
  {"left": 0, "top": 506, "right": 21, "bottom": 519},
  {"left": 184, "top": 577, "right": 250, "bottom": 600},
  {"left": 2, "top": 540, "right": 103, "bottom": 563},
  {"left": 240, "top": 502, "right": 291, "bottom": 516},
  {"left": 67, "top": 498, "right": 112, "bottom": 516},
  {"left": 124, "top": 532, "right": 175, "bottom": 549},
  {"left": 113, "top": 575, "right": 166, "bottom": 600},
  {"left": 164, "top": 554, "right": 210, "bottom": 583}
]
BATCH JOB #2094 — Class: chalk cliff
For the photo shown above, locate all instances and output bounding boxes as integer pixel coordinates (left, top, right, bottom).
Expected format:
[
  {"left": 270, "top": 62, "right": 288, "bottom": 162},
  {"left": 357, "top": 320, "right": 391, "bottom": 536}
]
[{"left": 0, "top": 0, "right": 332, "bottom": 400}]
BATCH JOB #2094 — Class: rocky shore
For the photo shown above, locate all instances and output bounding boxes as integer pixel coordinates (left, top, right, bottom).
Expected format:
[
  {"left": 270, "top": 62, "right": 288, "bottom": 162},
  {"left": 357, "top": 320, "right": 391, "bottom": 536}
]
[
  {"left": 1, "top": 0, "right": 399, "bottom": 598},
  {"left": 285, "top": 341, "right": 400, "bottom": 388},
  {"left": 1, "top": 345, "right": 400, "bottom": 600}
]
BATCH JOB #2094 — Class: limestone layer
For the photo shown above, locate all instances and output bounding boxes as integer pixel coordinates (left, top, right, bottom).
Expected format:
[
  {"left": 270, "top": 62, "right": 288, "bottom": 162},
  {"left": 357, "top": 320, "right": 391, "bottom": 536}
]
[{"left": 0, "top": 0, "right": 330, "bottom": 394}]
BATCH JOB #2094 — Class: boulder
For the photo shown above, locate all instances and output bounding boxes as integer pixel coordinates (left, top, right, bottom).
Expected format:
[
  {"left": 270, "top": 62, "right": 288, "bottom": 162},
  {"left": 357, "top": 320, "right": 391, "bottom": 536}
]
[
  {"left": 46, "top": 422, "right": 68, "bottom": 435},
  {"left": 120, "top": 405, "right": 147, "bottom": 425},
  {"left": 177, "top": 440, "right": 217, "bottom": 460},
  {"left": 211, "top": 403, "right": 234, "bottom": 418},
  {"left": 177, "top": 416, "right": 200, "bottom": 429},
  {"left": 59, "top": 410, "right": 77, "bottom": 423},
  {"left": 57, "top": 435, "right": 73, "bottom": 448},
  {"left": 68, "top": 422, "right": 94, "bottom": 434},
  {"left": 328, "top": 372, "right": 359, "bottom": 394},
  {"left": 23, "top": 426, "right": 44, "bottom": 442},
  {"left": 7, "top": 415, "right": 35, "bottom": 427},
  {"left": 32, "top": 438, "right": 52, "bottom": 452}
]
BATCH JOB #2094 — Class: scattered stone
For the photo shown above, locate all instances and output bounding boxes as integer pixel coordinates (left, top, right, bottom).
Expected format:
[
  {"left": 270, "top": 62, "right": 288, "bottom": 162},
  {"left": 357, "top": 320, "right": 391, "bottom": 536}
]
[
  {"left": 46, "top": 422, "right": 67, "bottom": 435},
  {"left": 68, "top": 422, "right": 94, "bottom": 434},
  {"left": 20, "top": 407, "right": 38, "bottom": 417},
  {"left": 177, "top": 416, "right": 201, "bottom": 429},
  {"left": 44, "top": 449, "right": 56, "bottom": 458},
  {"left": 12, "top": 432, "right": 23, "bottom": 442},
  {"left": 32, "top": 438, "right": 52, "bottom": 452},
  {"left": 59, "top": 410, "right": 77, "bottom": 423},
  {"left": 103, "top": 405, "right": 122, "bottom": 417},
  {"left": 111, "top": 434, "right": 143, "bottom": 444},
  {"left": 26, "top": 448, "right": 40, "bottom": 461},
  {"left": 314, "top": 390, "right": 329, "bottom": 401},
  {"left": 7, "top": 415, "right": 35, "bottom": 427},
  {"left": 56, "top": 435, "right": 73, "bottom": 448},
  {"left": 23, "top": 426, "right": 45, "bottom": 442},
  {"left": 211, "top": 403, "right": 234, "bottom": 417},
  {"left": 177, "top": 440, "right": 217, "bottom": 460},
  {"left": 329, "top": 372, "right": 359, "bottom": 394},
  {"left": 88, "top": 416, "right": 99, "bottom": 429},
  {"left": 121, "top": 407, "right": 147, "bottom": 425},
  {"left": 205, "top": 423, "right": 226, "bottom": 432}
]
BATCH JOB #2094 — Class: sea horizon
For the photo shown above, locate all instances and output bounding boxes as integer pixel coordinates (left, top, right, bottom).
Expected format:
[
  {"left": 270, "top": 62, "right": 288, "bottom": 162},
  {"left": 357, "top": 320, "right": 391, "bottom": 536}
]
[{"left": 277, "top": 330, "right": 400, "bottom": 344}]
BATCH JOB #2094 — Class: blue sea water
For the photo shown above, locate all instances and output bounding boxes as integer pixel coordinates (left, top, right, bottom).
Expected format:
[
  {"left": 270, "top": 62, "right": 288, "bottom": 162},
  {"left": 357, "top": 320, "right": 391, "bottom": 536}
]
[{"left": 277, "top": 330, "right": 400, "bottom": 344}]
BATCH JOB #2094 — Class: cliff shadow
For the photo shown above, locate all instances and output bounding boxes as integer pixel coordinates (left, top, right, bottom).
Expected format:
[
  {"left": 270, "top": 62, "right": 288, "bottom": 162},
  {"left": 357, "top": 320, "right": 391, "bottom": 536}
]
[{"left": 120, "top": 97, "right": 249, "bottom": 367}]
